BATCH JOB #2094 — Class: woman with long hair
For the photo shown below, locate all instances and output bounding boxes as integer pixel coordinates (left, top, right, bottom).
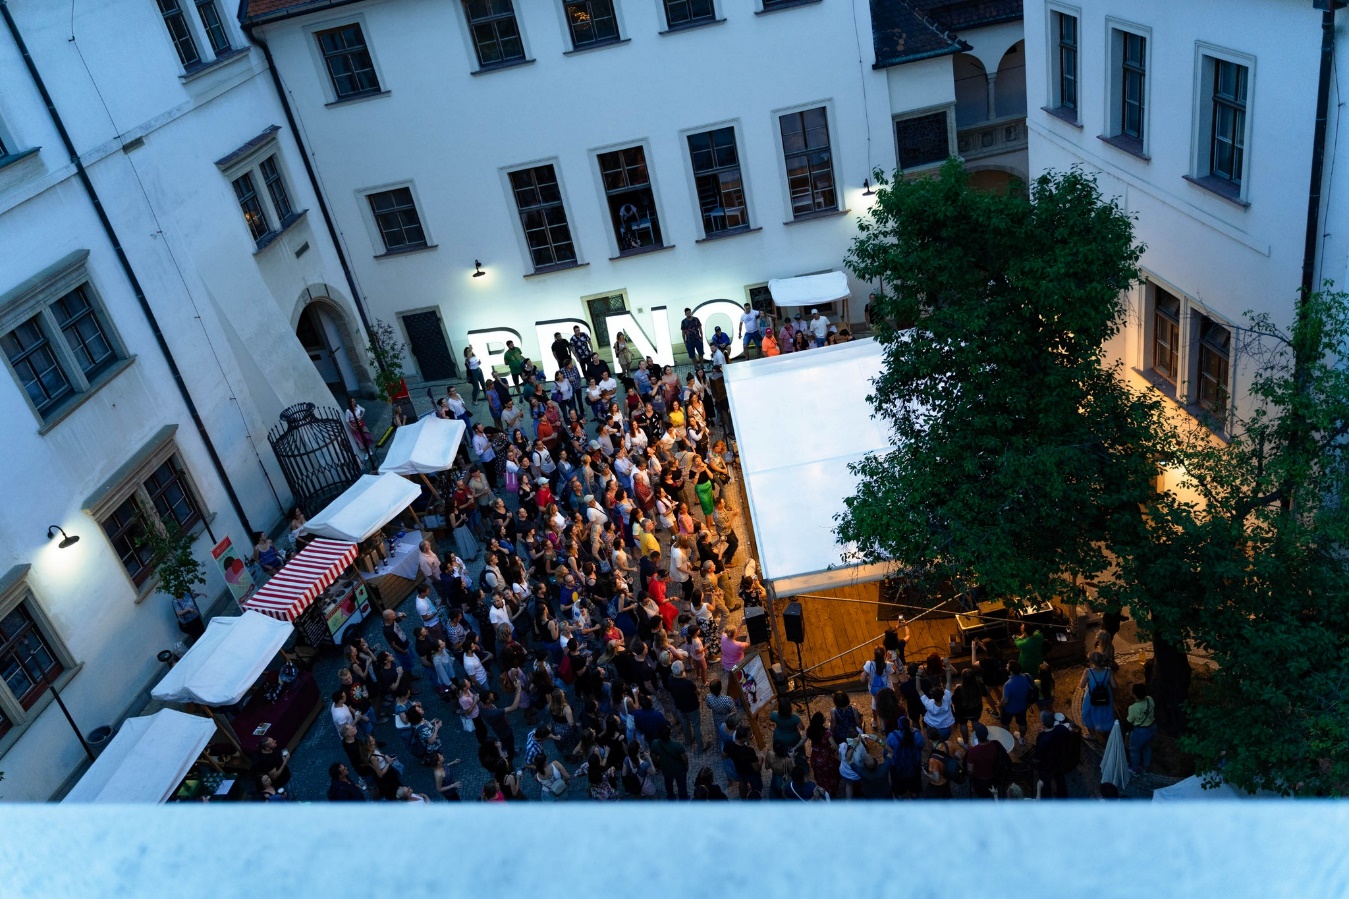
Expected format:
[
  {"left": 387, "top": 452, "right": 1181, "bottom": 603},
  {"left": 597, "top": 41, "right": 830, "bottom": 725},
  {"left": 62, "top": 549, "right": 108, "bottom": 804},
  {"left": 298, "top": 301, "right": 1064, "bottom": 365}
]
[{"left": 806, "top": 712, "right": 841, "bottom": 798}]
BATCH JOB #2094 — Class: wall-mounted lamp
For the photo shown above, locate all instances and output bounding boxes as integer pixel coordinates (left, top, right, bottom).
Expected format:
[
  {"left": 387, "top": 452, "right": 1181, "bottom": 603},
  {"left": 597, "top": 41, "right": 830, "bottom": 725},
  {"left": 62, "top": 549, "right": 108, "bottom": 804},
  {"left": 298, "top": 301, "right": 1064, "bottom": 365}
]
[
  {"left": 46, "top": 526, "right": 80, "bottom": 549},
  {"left": 862, "top": 179, "right": 876, "bottom": 197},
  {"left": 472, "top": 260, "right": 486, "bottom": 278}
]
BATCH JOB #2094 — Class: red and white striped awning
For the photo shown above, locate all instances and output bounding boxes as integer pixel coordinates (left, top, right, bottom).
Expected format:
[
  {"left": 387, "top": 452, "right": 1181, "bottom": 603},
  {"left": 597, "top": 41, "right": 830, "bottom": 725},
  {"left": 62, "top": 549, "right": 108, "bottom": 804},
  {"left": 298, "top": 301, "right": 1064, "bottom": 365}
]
[{"left": 241, "top": 539, "right": 358, "bottom": 622}]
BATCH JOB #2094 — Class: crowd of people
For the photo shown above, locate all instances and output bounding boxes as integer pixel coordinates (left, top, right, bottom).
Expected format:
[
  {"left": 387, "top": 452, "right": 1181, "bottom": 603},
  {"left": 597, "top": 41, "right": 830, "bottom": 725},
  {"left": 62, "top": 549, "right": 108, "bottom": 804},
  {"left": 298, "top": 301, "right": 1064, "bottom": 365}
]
[{"left": 276, "top": 315, "right": 1134, "bottom": 803}]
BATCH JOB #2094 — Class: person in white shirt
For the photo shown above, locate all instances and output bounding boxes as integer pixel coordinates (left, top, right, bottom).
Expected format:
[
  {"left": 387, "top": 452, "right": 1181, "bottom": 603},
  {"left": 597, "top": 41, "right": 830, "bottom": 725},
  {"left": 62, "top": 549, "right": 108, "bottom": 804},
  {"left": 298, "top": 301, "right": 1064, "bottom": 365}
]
[
  {"left": 501, "top": 399, "right": 524, "bottom": 431},
  {"left": 737, "top": 303, "right": 763, "bottom": 350},
  {"left": 330, "top": 690, "right": 358, "bottom": 736},
  {"left": 808, "top": 309, "right": 830, "bottom": 347},
  {"left": 415, "top": 583, "right": 443, "bottom": 639},
  {"left": 418, "top": 541, "right": 440, "bottom": 580},
  {"left": 710, "top": 345, "right": 727, "bottom": 368},
  {"left": 489, "top": 594, "right": 513, "bottom": 630},
  {"left": 669, "top": 536, "right": 695, "bottom": 602},
  {"left": 598, "top": 373, "right": 618, "bottom": 398},
  {"left": 585, "top": 495, "right": 609, "bottom": 526}
]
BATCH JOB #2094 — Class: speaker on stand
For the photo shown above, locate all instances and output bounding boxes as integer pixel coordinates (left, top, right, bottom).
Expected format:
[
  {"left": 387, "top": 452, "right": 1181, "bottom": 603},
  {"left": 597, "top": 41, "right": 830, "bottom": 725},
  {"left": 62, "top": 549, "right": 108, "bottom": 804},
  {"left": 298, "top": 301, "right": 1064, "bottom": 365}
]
[{"left": 782, "top": 601, "right": 810, "bottom": 717}]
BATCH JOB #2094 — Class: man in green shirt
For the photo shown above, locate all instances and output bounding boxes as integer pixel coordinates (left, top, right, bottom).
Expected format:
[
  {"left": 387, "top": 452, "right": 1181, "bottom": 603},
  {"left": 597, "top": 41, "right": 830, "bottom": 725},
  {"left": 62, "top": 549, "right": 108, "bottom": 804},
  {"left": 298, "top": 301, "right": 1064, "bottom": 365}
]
[
  {"left": 1014, "top": 623, "right": 1045, "bottom": 675},
  {"left": 503, "top": 340, "right": 525, "bottom": 393}
]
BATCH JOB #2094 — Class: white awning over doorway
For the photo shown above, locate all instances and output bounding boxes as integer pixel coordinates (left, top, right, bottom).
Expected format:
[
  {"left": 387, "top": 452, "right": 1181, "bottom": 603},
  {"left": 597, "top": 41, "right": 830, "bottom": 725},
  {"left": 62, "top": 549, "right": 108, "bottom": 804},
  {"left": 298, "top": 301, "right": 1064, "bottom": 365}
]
[{"left": 723, "top": 337, "right": 896, "bottom": 597}]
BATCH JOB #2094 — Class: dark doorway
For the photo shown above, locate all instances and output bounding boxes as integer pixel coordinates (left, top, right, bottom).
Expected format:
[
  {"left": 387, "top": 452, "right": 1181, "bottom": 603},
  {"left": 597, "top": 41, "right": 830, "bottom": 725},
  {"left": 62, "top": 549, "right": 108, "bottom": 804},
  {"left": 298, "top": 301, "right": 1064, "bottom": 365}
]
[{"left": 400, "top": 310, "right": 458, "bottom": 382}]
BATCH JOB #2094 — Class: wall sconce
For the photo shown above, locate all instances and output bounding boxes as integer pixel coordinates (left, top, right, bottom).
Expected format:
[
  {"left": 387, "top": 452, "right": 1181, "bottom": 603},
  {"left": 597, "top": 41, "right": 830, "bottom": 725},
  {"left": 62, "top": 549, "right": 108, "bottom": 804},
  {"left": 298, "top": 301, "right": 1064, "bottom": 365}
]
[
  {"left": 46, "top": 525, "right": 80, "bottom": 549},
  {"left": 472, "top": 260, "right": 486, "bottom": 278},
  {"left": 862, "top": 179, "right": 876, "bottom": 197}
]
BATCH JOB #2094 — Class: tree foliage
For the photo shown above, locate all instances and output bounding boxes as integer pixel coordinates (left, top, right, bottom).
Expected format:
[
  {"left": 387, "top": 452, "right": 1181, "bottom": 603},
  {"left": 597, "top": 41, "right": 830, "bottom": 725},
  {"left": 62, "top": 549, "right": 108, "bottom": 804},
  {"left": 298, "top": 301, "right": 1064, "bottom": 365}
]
[
  {"left": 140, "top": 520, "right": 206, "bottom": 602},
  {"left": 367, "top": 318, "right": 407, "bottom": 403},
  {"left": 838, "top": 161, "right": 1161, "bottom": 605}
]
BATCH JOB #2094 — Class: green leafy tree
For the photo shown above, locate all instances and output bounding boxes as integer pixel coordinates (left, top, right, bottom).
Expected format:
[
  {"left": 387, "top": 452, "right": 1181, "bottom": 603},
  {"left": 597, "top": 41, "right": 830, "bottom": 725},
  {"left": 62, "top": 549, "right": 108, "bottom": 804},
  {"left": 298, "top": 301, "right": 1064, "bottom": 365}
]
[
  {"left": 366, "top": 318, "right": 406, "bottom": 404},
  {"left": 838, "top": 161, "right": 1163, "bottom": 610},
  {"left": 140, "top": 520, "right": 206, "bottom": 601}
]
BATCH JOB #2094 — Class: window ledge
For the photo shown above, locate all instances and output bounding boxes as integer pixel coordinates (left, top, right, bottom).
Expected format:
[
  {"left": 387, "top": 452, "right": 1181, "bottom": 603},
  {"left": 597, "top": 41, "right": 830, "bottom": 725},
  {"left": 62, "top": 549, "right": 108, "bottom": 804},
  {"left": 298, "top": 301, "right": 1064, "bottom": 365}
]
[
  {"left": 696, "top": 226, "right": 762, "bottom": 244},
  {"left": 325, "top": 89, "right": 392, "bottom": 109},
  {"left": 659, "top": 17, "right": 726, "bottom": 35},
  {"left": 253, "top": 210, "right": 310, "bottom": 254},
  {"left": 0, "top": 147, "right": 41, "bottom": 171},
  {"left": 470, "top": 58, "right": 535, "bottom": 77},
  {"left": 179, "top": 47, "right": 250, "bottom": 83},
  {"left": 1041, "top": 106, "right": 1082, "bottom": 128},
  {"left": 1133, "top": 366, "right": 1178, "bottom": 402},
  {"left": 523, "top": 261, "right": 590, "bottom": 279},
  {"left": 374, "top": 243, "right": 438, "bottom": 260},
  {"left": 608, "top": 244, "right": 676, "bottom": 261},
  {"left": 1132, "top": 367, "right": 1230, "bottom": 442},
  {"left": 1183, "top": 174, "right": 1250, "bottom": 208},
  {"left": 783, "top": 207, "right": 851, "bottom": 226},
  {"left": 0, "top": 664, "right": 84, "bottom": 761},
  {"left": 35, "top": 356, "right": 137, "bottom": 436},
  {"left": 563, "top": 38, "right": 630, "bottom": 56},
  {"left": 1096, "top": 133, "right": 1149, "bottom": 161},
  {"left": 756, "top": 0, "right": 824, "bottom": 14}
]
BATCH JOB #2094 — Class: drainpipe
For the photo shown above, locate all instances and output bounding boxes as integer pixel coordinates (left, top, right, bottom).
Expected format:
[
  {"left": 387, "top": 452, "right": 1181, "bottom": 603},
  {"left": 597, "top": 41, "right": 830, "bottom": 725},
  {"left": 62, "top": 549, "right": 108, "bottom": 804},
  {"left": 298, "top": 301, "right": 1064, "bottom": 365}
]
[
  {"left": 239, "top": 16, "right": 382, "bottom": 374},
  {"left": 1302, "top": 0, "right": 1343, "bottom": 303},
  {"left": 1, "top": 0, "right": 254, "bottom": 537}
]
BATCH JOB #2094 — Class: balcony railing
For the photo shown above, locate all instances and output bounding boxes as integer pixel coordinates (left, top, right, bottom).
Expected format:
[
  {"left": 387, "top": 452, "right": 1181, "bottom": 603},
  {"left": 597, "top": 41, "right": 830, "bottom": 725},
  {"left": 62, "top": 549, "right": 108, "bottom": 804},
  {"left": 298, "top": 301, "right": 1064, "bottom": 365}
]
[{"left": 957, "top": 115, "right": 1027, "bottom": 161}]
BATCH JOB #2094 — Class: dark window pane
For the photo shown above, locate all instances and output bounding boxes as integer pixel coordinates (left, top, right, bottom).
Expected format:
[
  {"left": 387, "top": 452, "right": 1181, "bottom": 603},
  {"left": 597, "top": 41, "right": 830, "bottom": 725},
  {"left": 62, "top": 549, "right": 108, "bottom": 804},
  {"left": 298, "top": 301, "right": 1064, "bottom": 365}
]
[
  {"left": 895, "top": 111, "right": 950, "bottom": 169},
  {"left": 195, "top": 0, "right": 231, "bottom": 55},
  {"left": 157, "top": 0, "right": 201, "bottom": 68},
  {"left": 1210, "top": 59, "right": 1248, "bottom": 185},
  {"left": 463, "top": 0, "right": 526, "bottom": 67},
  {"left": 1198, "top": 318, "right": 1231, "bottom": 418},
  {"left": 52, "top": 286, "right": 115, "bottom": 380},
  {"left": 2, "top": 316, "right": 73, "bottom": 414},
  {"left": 0, "top": 604, "right": 63, "bottom": 709},
  {"left": 233, "top": 172, "right": 270, "bottom": 242},
  {"left": 367, "top": 187, "right": 427, "bottom": 251},
  {"left": 688, "top": 127, "right": 747, "bottom": 235},
  {"left": 316, "top": 24, "right": 380, "bottom": 99},
  {"left": 509, "top": 166, "right": 576, "bottom": 269},
  {"left": 664, "top": 0, "right": 715, "bottom": 27},
  {"left": 260, "top": 156, "right": 293, "bottom": 222},
  {"left": 1120, "top": 32, "right": 1146, "bottom": 140},
  {"left": 146, "top": 459, "right": 201, "bottom": 530},
  {"left": 565, "top": 0, "right": 619, "bottom": 49},
  {"left": 597, "top": 146, "right": 663, "bottom": 251},
  {"left": 1057, "top": 14, "right": 1077, "bottom": 110},
  {"left": 103, "top": 497, "right": 155, "bottom": 584},
  {"left": 779, "top": 108, "right": 836, "bottom": 218}
]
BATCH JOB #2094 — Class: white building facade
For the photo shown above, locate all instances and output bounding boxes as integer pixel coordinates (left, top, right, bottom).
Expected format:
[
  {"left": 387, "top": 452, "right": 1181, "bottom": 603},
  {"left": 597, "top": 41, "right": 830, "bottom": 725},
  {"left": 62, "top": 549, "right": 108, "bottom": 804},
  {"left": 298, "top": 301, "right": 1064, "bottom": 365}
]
[
  {"left": 0, "top": 0, "right": 359, "bottom": 798},
  {"left": 245, "top": 0, "right": 1028, "bottom": 379},
  {"left": 1024, "top": 0, "right": 1349, "bottom": 434}
]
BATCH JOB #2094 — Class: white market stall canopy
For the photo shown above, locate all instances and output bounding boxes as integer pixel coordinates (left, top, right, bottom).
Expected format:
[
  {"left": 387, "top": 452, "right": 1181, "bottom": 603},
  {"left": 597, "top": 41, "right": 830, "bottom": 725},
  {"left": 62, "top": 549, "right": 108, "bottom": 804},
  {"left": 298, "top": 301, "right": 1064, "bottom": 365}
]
[
  {"left": 378, "top": 417, "right": 465, "bottom": 476},
  {"left": 767, "top": 271, "right": 850, "bottom": 309},
  {"left": 63, "top": 709, "right": 216, "bottom": 804},
  {"left": 723, "top": 337, "right": 895, "bottom": 596},
  {"left": 1152, "top": 776, "right": 1281, "bottom": 801},
  {"left": 304, "top": 472, "right": 422, "bottom": 542},
  {"left": 151, "top": 611, "right": 292, "bottom": 706}
]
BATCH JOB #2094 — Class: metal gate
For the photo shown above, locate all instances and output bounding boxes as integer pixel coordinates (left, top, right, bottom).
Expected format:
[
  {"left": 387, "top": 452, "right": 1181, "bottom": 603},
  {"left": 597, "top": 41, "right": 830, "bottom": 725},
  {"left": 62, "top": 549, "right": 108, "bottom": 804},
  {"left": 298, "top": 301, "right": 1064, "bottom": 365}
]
[{"left": 401, "top": 310, "right": 458, "bottom": 382}]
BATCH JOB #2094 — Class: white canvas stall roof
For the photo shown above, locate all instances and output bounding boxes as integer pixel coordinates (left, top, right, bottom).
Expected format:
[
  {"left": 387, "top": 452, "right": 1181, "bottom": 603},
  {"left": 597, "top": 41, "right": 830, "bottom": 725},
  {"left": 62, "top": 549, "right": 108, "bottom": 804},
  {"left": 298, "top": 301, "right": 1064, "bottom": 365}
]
[
  {"left": 63, "top": 709, "right": 216, "bottom": 804},
  {"left": 723, "top": 337, "right": 895, "bottom": 596},
  {"left": 151, "top": 612, "right": 292, "bottom": 706},
  {"left": 767, "top": 271, "right": 850, "bottom": 308},
  {"left": 378, "top": 417, "right": 465, "bottom": 476},
  {"left": 304, "top": 472, "right": 422, "bottom": 542},
  {"left": 1151, "top": 775, "right": 1281, "bottom": 801}
]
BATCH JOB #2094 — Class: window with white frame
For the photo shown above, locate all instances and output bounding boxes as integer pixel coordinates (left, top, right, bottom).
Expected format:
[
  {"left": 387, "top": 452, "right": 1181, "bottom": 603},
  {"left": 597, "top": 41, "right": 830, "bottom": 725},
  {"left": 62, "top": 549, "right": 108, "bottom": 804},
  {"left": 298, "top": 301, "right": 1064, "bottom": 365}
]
[
  {"left": 366, "top": 187, "right": 429, "bottom": 253},
  {"left": 1195, "top": 315, "right": 1231, "bottom": 421},
  {"left": 216, "top": 129, "right": 302, "bottom": 250},
  {"left": 1141, "top": 281, "right": 1235, "bottom": 432},
  {"left": 598, "top": 146, "right": 665, "bottom": 253},
  {"left": 1104, "top": 25, "right": 1149, "bottom": 154},
  {"left": 778, "top": 106, "right": 837, "bottom": 218},
  {"left": 1047, "top": 8, "right": 1079, "bottom": 119},
  {"left": 1150, "top": 285, "right": 1181, "bottom": 388},
  {"left": 1190, "top": 50, "right": 1253, "bottom": 202},
  {"left": 508, "top": 164, "right": 578, "bottom": 271},
  {"left": 155, "top": 0, "right": 234, "bottom": 71},
  {"left": 564, "top": 0, "right": 620, "bottom": 50},
  {"left": 86, "top": 427, "right": 206, "bottom": 591},
  {"left": 0, "top": 566, "right": 77, "bottom": 748},
  {"left": 315, "top": 23, "right": 382, "bottom": 100},
  {"left": 664, "top": 0, "right": 716, "bottom": 29},
  {"left": 0, "top": 252, "right": 128, "bottom": 427},
  {"left": 463, "top": 0, "right": 527, "bottom": 69},
  {"left": 687, "top": 126, "right": 749, "bottom": 237}
]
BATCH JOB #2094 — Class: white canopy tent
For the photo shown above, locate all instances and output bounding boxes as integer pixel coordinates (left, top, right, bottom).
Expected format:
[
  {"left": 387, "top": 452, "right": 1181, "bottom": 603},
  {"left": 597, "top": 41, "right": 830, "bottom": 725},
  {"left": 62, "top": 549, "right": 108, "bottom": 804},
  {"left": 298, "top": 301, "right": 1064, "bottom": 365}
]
[
  {"left": 378, "top": 417, "right": 465, "bottom": 476},
  {"left": 63, "top": 709, "right": 216, "bottom": 804},
  {"left": 1152, "top": 775, "right": 1281, "bottom": 801},
  {"left": 767, "top": 271, "right": 850, "bottom": 311},
  {"left": 723, "top": 337, "right": 895, "bottom": 597},
  {"left": 303, "top": 472, "right": 423, "bottom": 543},
  {"left": 151, "top": 611, "right": 293, "bottom": 706}
]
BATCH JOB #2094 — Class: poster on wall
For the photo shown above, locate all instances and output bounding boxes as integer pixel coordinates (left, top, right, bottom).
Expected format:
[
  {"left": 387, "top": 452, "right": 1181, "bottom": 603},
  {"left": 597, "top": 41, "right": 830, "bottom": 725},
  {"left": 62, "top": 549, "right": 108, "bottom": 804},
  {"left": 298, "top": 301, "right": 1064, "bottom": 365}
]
[
  {"left": 212, "top": 537, "right": 254, "bottom": 604},
  {"left": 734, "top": 652, "right": 775, "bottom": 715}
]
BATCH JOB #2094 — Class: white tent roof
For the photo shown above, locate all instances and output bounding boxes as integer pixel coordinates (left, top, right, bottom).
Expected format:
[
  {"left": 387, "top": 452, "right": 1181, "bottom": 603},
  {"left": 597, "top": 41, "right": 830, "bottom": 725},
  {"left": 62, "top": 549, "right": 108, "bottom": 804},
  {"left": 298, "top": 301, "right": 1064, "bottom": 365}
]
[
  {"left": 151, "top": 612, "right": 292, "bottom": 706},
  {"left": 63, "top": 709, "right": 216, "bottom": 804},
  {"left": 1152, "top": 775, "right": 1280, "bottom": 801},
  {"left": 304, "top": 472, "right": 422, "bottom": 542},
  {"left": 767, "top": 271, "right": 850, "bottom": 308},
  {"left": 378, "top": 417, "right": 465, "bottom": 476},
  {"left": 723, "top": 337, "right": 895, "bottom": 596}
]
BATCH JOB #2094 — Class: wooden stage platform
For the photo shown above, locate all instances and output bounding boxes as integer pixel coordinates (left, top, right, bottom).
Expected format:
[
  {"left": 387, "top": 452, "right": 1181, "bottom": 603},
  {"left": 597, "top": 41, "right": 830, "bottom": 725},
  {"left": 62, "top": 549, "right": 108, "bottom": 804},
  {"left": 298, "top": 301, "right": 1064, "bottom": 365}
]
[{"left": 772, "top": 582, "right": 959, "bottom": 683}]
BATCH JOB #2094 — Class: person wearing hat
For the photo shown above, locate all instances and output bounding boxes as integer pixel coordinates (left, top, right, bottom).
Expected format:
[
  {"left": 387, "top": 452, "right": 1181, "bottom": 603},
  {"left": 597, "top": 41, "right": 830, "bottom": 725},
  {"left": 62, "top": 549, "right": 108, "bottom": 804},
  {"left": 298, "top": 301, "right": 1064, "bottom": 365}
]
[
  {"left": 777, "top": 317, "right": 796, "bottom": 354},
  {"left": 709, "top": 326, "right": 731, "bottom": 359},
  {"left": 808, "top": 308, "right": 830, "bottom": 347},
  {"left": 585, "top": 494, "right": 609, "bottom": 526},
  {"left": 961, "top": 721, "right": 1009, "bottom": 799}
]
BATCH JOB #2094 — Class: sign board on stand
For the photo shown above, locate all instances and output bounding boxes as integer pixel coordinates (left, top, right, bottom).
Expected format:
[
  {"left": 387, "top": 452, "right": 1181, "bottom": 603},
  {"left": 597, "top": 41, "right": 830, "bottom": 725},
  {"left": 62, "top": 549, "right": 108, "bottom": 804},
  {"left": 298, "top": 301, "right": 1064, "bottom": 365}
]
[{"left": 212, "top": 536, "right": 253, "bottom": 605}]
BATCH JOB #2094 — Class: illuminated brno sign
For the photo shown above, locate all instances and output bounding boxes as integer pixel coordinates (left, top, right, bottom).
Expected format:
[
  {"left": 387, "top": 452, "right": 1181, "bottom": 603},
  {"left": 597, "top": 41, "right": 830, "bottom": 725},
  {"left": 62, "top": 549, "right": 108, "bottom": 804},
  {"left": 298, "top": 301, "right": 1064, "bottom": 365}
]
[{"left": 465, "top": 299, "right": 749, "bottom": 380}]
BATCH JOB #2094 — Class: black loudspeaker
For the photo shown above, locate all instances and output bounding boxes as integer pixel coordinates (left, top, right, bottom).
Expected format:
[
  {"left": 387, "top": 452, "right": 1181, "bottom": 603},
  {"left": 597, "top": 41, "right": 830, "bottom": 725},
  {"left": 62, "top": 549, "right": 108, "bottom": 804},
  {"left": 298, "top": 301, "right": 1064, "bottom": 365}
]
[
  {"left": 783, "top": 602, "right": 805, "bottom": 644},
  {"left": 744, "top": 607, "right": 770, "bottom": 644}
]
